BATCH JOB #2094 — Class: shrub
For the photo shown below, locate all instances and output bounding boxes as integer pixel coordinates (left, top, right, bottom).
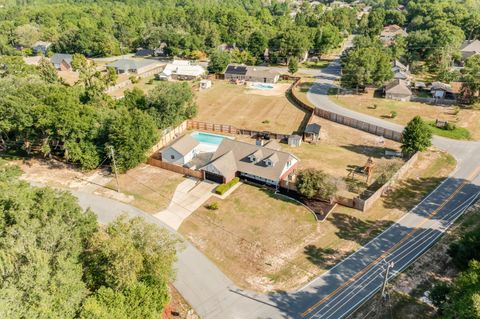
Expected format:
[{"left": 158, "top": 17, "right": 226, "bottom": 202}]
[
  {"left": 390, "top": 111, "right": 397, "bottom": 118},
  {"left": 444, "top": 122, "right": 456, "bottom": 131},
  {"left": 129, "top": 75, "right": 139, "bottom": 84},
  {"left": 215, "top": 177, "right": 240, "bottom": 195},
  {"left": 205, "top": 202, "right": 219, "bottom": 210},
  {"left": 296, "top": 169, "right": 337, "bottom": 200}
]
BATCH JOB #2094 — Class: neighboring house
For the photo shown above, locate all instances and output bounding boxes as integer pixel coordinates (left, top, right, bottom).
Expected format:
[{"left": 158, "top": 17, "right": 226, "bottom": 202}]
[
  {"left": 23, "top": 56, "right": 42, "bottom": 66},
  {"left": 224, "top": 64, "right": 248, "bottom": 81},
  {"left": 217, "top": 43, "right": 236, "bottom": 53},
  {"left": 51, "top": 53, "right": 73, "bottom": 71},
  {"left": 384, "top": 79, "right": 412, "bottom": 101},
  {"left": 245, "top": 67, "right": 280, "bottom": 83},
  {"left": 201, "top": 139, "right": 299, "bottom": 186},
  {"left": 224, "top": 64, "right": 280, "bottom": 83},
  {"left": 157, "top": 60, "right": 206, "bottom": 81},
  {"left": 460, "top": 40, "right": 480, "bottom": 60},
  {"left": 135, "top": 48, "right": 154, "bottom": 57},
  {"left": 32, "top": 41, "right": 52, "bottom": 55},
  {"left": 161, "top": 135, "right": 200, "bottom": 165},
  {"left": 107, "top": 59, "right": 163, "bottom": 76},
  {"left": 380, "top": 25, "right": 408, "bottom": 44},
  {"left": 431, "top": 82, "right": 455, "bottom": 99}
]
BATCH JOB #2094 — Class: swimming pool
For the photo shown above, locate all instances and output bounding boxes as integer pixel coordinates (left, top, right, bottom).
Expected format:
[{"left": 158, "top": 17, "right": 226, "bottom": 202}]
[
  {"left": 253, "top": 83, "right": 274, "bottom": 89},
  {"left": 191, "top": 132, "right": 226, "bottom": 145}
]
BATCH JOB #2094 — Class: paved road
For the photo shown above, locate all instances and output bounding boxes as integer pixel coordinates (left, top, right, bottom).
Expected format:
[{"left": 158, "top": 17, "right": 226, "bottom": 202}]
[{"left": 74, "top": 46, "right": 480, "bottom": 318}]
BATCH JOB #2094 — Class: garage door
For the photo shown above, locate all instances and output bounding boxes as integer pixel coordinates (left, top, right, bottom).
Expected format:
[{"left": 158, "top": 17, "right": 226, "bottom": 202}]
[{"left": 204, "top": 171, "right": 224, "bottom": 184}]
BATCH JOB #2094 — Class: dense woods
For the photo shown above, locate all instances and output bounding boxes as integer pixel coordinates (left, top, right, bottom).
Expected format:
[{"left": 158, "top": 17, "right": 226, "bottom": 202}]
[{"left": 0, "top": 161, "right": 179, "bottom": 318}]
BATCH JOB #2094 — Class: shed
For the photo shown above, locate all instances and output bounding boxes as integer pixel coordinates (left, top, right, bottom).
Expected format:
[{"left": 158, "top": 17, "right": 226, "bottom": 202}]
[
  {"left": 288, "top": 135, "right": 302, "bottom": 147},
  {"left": 199, "top": 79, "right": 212, "bottom": 90},
  {"left": 431, "top": 82, "right": 454, "bottom": 99},
  {"left": 304, "top": 123, "right": 321, "bottom": 142},
  {"left": 161, "top": 134, "right": 200, "bottom": 165}
]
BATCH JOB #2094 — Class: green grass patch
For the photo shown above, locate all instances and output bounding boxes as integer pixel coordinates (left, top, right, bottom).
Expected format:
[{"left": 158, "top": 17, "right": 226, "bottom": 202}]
[
  {"left": 301, "top": 60, "right": 330, "bottom": 69},
  {"left": 428, "top": 122, "right": 471, "bottom": 140},
  {"left": 215, "top": 177, "right": 240, "bottom": 195},
  {"left": 327, "top": 87, "right": 339, "bottom": 95}
]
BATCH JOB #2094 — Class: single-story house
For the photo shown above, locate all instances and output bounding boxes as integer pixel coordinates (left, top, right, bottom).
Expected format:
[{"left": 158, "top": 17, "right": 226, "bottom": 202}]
[
  {"left": 201, "top": 139, "right": 299, "bottom": 186},
  {"left": 23, "top": 56, "right": 42, "bottom": 66},
  {"left": 157, "top": 60, "right": 205, "bottom": 81},
  {"left": 32, "top": 41, "right": 52, "bottom": 55},
  {"left": 380, "top": 25, "right": 408, "bottom": 44},
  {"left": 107, "top": 59, "right": 163, "bottom": 76},
  {"left": 51, "top": 53, "right": 73, "bottom": 71},
  {"left": 384, "top": 79, "right": 412, "bottom": 101},
  {"left": 288, "top": 135, "right": 302, "bottom": 147},
  {"left": 245, "top": 67, "right": 280, "bottom": 84},
  {"left": 135, "top": 48, "right": 154, "bottom": 57},
  {"left": 224, "top": 64, "right": 248, "bottom": 81},
  {"left": 304, "top": 123, "right": 321, "bottom": 142},
  {"left": 431, "top": 82, "right": 454, "bottom": 99},
  {"left": 460, "top": 40, "right": 480, "bottom": 60},
  {"left": 161, "top": 134, "right": 200, "bottom": 165}
]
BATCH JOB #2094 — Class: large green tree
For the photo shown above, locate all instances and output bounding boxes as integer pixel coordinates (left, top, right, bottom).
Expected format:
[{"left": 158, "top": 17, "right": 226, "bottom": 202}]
[
  {"left": 295, "top": 168, "right": 337, "bottom": 200},
  {"left": 401, "top": 116, "right": 432, "bottom": 156},
  {"left": 0, "top": 163, "right": 98, "bottom": 319}
]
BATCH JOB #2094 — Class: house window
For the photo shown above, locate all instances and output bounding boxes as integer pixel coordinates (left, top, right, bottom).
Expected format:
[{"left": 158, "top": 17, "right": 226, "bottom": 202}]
[{"left": 170, "top": 155, "right": 175, "bottom": 160}]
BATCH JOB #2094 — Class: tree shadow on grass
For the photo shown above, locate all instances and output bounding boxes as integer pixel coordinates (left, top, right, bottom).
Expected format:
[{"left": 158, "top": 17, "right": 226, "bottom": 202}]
[
  {"left": 340, "top": 144, "right": 400, "bottom": 159},
  {"left": 304, "top": 245, "right": 352, "bottom": 269},
  {"left": 327, "top": 213, "right": 394, "bottom": 246},
  {"left": 382, "top": 177, "right": 446, "bottom": 211}
]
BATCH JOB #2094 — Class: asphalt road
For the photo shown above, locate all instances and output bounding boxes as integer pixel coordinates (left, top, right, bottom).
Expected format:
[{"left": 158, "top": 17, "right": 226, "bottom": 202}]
[{"left": 73, "top": 43, "right": 480, "bottom": 319}]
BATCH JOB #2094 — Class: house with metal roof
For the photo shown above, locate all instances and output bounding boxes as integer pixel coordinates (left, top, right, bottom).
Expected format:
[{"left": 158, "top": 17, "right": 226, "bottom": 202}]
[
  {"left": 157, "top": 60, "right": 206, "bottom": 81},
  {"left": 51, "top": 53, "right": 73, "bottom": 71},
  {"left": 161, "top": 135, "right": 201, "bottom": 165},
  {"left": 460, "top": 40, "right": 480, "bottom": 60},
  {"left": 201, "top": 139, "right": 298, "bottom": 186},
  {"left": 107, "top": 59, "right": 163, "bottom": 76}
]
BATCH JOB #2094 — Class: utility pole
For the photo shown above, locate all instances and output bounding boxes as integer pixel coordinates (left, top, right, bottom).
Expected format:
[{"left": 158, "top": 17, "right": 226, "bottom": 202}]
[
  {"left": 381, "top": 261, "right": 394, "bottom": 298},
  {"left": 108, "top": 145, "right": 120, "bottom": 192}
]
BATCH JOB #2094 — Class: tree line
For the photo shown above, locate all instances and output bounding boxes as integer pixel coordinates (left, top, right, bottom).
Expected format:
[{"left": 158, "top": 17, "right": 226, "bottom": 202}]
[
  {"left": 0, "top": 55, "right": 197, "bottom": 172},
  {"left": 0, "top": 0, "right": 355, "bottom": 62},
  {"left": 0, "top": 160, "right": 180, "bottom": 318}
]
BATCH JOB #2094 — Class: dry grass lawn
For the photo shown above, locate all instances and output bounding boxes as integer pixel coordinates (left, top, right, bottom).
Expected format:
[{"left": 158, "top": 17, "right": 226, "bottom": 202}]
[
  {"left": 108, "top": 75, "right": 159, "bottom": 98},
  {"left": 330, "top": 90, "right": 480, "bottom": 140},
  {"left": 195, "top": 80, "right": 310, "bottom": 134},
  {"left": 179, "top": 149, "right": 455, "bottom": 292},
  {"left": 97, "top": 164, "right": 185, "bottom": 213}
]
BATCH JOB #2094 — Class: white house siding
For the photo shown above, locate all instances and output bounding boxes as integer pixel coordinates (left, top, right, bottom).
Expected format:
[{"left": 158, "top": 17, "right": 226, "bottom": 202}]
[
  {"left": 225, "top": 73, "right": 246, "bottom": 81},
  {"left": 240, "top": 172, "right": 277, "bottom": 186}
]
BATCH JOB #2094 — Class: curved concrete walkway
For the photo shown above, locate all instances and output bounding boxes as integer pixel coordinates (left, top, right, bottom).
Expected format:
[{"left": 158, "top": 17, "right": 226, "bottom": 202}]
[{"left": 75, "top": 46, "right": 480, "bottom": 319}]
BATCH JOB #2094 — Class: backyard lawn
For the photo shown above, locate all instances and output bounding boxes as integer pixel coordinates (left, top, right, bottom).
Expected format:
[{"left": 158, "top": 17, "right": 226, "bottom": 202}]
[
  {"left": 96, "top": 164, "right": 185, "bottom": 213},
  {"left": 195, "top": 80, "right": 310, "bottom": 134},
  {"left": 179, "top": 148, "right": 455, "bottom": 292},
  {"left": 329, "top": 90, "right": 480, "bottom": 140}
]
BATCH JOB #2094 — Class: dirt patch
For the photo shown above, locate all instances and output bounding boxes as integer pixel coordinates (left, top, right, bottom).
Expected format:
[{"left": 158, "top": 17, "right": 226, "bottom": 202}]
[{"left": 95, "top": 164, "right": 185, "bottom": 213}]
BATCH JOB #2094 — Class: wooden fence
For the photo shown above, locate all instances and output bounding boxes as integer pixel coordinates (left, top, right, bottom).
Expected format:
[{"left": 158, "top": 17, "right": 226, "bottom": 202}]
[
  {"left": 148, "top": 121, "right": 188, "bottom": 156},
  {"left": 360, "top": 152, "right": 419, "bottom": 212},
  {"left": 147, "top": 157, "right": 204, "bottom": 180},
  {"left": 187, "top": 120, "right": 291, "bottom": 140},
  {"left": 288, "top": 78, "right": 403, "bottom": 142}
]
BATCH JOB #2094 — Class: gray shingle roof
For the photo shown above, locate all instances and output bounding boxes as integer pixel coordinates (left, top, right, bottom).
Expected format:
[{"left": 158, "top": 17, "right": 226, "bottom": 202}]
[
  {"left": 202, "top": 139, "right": 297, "bottom": 182},
  {"left": 167, "top": 135, "right": 200, "bottom": 156},
  {"left": 107, "top": 59, "right": 159, "bottom": 72},
  {"left": 51, "top": 53, "right": 73, "bottom": 65},
  {"left": 385, "top": 79, "right": 412, "bottom": 95}
]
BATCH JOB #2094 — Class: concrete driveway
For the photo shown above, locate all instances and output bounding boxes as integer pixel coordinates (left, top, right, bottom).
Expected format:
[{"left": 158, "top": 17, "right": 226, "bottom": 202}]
[{"left": 154, "top": 178, "right": 217, "bottom": 230}]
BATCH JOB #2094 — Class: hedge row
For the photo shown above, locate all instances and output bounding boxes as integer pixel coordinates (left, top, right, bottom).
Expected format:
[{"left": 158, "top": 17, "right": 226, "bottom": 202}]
[{"left": 215, "top": 177, "right": 240, "bottom": 195}]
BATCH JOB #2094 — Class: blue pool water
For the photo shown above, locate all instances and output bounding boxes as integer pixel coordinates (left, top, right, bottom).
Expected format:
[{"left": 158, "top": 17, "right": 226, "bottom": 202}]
[
  {"left": 254, "top": 84, "right": 274, "bottom": 89},
  {"left": 191, "top": 132, "right": 226, "bottom": 145}
]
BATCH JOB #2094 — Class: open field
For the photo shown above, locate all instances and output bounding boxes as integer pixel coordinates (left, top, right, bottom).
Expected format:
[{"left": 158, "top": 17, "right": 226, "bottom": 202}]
[
  {"left": 330, "top": 90, "right": 480, "bottom": 140},
  {"left": 195, "top": 80, "right": 310, "bottom": 134},
  {"left": 95, "top": 164, "right": 185, "bottom": 213},
  {"left": 179, "top": 149, "right": 455, "bottom": 292}
]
